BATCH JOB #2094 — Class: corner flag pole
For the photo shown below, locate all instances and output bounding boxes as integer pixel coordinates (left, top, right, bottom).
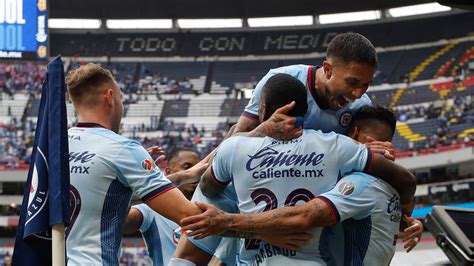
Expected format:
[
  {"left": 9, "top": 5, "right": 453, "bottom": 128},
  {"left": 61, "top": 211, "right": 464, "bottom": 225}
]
[{"left": 52, "top": 224, "right": 66, "bottom": 266}]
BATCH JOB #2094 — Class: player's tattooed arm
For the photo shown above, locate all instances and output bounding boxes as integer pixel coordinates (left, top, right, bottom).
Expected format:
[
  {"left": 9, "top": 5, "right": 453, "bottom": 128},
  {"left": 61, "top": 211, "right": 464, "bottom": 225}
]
[
  {"left": 224, "top": 199, "right": 334, "bottom": 233},
  {"left": 366, "top": 153, "right": 416, "bottom": 208},
  {"left": 233, "top": 115, "right": 260, "bottom": 136},
  {"left": 123, "top": 207, "right": 143, "bottom": 234},
  {"left": 219, "top": 231, "right": 312, "bottom": 251},
  {"left": 180, "top": 200, "right": 334, "bottom": 237},
  {"left": 233, "top": 102, "right": 302, "bottom": 140}
]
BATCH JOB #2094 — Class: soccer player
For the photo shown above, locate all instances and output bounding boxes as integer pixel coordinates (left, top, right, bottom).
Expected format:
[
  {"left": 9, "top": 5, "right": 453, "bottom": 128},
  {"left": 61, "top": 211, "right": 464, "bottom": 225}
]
[
  {"left": 182, "top": 105, "right": 423, "bottom": 265},
  {"left": 180, "top": 74, "right": 416, "bottom": 265},
  {"left": 235, "top": 32, "right": 392, "bottom": 159},
  {"left": 65, "top": 64, "right": 206, "bottom": 265},
  {"left": 173, "top": 32, "right": 394, "bottom": 265},
  {"left": 123, "top": 148, "right": 201, "bottom": 266}
]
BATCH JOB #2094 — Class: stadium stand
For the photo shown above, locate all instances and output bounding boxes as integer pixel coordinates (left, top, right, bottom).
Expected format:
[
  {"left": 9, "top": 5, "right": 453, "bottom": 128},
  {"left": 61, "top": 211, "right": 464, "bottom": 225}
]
[{"left": 1, "top": 37, "right": 474, "bottom": 167}]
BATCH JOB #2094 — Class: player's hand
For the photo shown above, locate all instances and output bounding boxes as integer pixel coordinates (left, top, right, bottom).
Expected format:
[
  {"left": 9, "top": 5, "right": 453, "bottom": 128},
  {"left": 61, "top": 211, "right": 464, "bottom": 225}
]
[
  {"left": 261, "top": 101, "right": 303, "bottom": 141},
  {"left": 365, "top": 136, "right": 395, "bottom": 161},
  {"left": 181, "top": 154, "right": 211, "bottom": 186},
  {"left": 258, "top": 232, "right": 312, "bottom": 251},
  {"left": 146, "top": 146, "right": 166, "bottom": 165},
  {"left": 399, "top": 215, "right": 423, "bottom": 252},
  {"left": 180, "top": 202, "right": 227, "bottom": 238}
]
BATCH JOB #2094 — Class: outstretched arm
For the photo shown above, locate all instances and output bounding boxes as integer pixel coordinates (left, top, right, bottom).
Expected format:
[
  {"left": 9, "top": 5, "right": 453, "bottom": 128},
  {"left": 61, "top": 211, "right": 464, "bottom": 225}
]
[
  {"left": 147, "top": 188, "right": 202, "bottom": 226},
  {"left": 180, "top": 200, "right": 334, "bottom": 238}
]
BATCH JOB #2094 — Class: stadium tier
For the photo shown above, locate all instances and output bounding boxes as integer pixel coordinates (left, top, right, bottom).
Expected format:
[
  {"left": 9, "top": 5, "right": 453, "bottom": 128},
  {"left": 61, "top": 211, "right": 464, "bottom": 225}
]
[{"left": 1, "top": 41, "right": 474, "bottom": 168}]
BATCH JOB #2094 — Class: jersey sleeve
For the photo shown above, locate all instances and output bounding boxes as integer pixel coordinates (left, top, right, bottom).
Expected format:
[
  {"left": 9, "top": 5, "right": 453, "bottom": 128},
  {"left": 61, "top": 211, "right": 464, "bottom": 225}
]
[
  {"left": 131, "top": 204, "right": 154, "bottom": 232},
  {"left": 317, "top": 173, "right": 377, "bottom": 223},
  {"left": 242, "top": 71, "right": 276, "bottom": 121},
  {"left": 335, "top": 134, "right": 373, "bottom": 176},
  {"left": 114, "top": 142, "right": 175, "bottom": 203},
  {"left": 211, "top": 137, "right": 240, "bottom": 185}
]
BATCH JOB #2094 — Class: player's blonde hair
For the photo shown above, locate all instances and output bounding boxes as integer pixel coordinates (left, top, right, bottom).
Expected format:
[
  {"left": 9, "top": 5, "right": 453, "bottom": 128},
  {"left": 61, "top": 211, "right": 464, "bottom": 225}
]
[{"left": 66, "top": 63, "right": 116, "bottom": 107}]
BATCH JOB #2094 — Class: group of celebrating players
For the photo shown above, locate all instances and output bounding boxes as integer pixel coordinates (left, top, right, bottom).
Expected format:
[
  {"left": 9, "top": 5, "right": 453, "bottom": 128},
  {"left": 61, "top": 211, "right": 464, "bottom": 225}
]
[{"left": 64, "top": 32, "right": 423, "bottom": 266}]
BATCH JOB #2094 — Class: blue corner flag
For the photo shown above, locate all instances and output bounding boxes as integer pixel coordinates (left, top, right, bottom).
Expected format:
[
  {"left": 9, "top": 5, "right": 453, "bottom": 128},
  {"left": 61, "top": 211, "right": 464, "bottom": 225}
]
[{"left": 12, "top": 56, "right": 71, "bottom": 265}]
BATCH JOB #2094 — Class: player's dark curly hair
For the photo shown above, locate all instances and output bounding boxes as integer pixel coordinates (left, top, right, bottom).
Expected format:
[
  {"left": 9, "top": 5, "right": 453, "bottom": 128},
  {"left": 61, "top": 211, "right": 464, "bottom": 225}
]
[
  {"left": 261, "top": 73, "right": 308, "bottom": 121},
  {"left": 352, "top": 105, "right": 396, "bottom": 137},
  {"left": 327, "top": 32, "right": 378, "bottom": 68}
]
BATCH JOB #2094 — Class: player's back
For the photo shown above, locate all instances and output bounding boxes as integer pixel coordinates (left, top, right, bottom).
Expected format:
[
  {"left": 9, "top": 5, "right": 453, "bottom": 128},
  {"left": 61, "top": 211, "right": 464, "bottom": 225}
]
[
  {"left": 319, "top": 172, "right": 401, "bottom": 266},
  {"left": 351, "top": 173, "right": 401, "bottom": 265},
  {"left": 66, "top": 126, "right": 172, "bottom": 265},
  {"left": 212, "top": 129, "right": 372, "bottom": 265}
]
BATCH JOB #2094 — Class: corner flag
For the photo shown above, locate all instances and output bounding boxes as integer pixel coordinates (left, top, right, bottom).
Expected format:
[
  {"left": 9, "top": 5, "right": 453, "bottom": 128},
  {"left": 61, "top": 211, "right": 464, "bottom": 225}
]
[{"left": 12, "top": 56, "right": 71, "bottom": 265}]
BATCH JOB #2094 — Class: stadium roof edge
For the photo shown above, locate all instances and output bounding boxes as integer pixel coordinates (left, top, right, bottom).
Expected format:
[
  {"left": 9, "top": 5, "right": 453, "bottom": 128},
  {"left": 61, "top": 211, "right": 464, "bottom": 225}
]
[
  {"left": 48, "top": 9, "right": 467, "bottom": 33},
  {"left": 49, "top": 0, "right": 437, "bottom": 19}
]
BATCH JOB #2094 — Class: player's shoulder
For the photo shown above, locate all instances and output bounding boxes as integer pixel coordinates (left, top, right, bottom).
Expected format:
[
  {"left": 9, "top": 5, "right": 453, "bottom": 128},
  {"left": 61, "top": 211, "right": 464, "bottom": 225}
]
[
  {"left": 218, "top": 135, "right": 258, "bottom": 151},
  {"left": 337, "top": 172, "right": 378, "bottom": 195},
  {"left": 71, "top": 127, "right": 142, "bottom": 148},
  {"left": 302, "top": 129, "right": 337, "bottom": 139},
  {"left": 215, "top": 136, "right": 245, "bottom": 153},
  {"left": 303, "top": 129, "right": 353, "bottom": 144},
  {"left": 100, "top": 130, "right": 142, "bottom": 147}
]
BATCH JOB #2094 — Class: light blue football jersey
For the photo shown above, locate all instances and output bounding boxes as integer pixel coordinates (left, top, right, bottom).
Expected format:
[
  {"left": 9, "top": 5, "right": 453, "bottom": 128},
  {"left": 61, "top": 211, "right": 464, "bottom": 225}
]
[
  {"left": 66, "top": 125, "right": 174, "bottom": 265},
  {"left": 318, "top": 172, "right": 401, "bottom": 266},
  {"left": 243, "top": 64, "right": 372, "bottom": 134},
  {"left": 212, "top": 129, "right": 373, "bottom": 265},
  {"left": 132, "top": 204, "right": 182, "bottom": 266}
]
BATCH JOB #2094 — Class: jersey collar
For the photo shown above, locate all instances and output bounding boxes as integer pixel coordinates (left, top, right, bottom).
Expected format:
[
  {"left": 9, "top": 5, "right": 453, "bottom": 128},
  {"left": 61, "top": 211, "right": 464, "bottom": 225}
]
[
  {"left": 75, "top": 122, "right": 106, "bottom": 128},
  {"left": 307, "top": 65, "right": 331, "bottom": 110}
]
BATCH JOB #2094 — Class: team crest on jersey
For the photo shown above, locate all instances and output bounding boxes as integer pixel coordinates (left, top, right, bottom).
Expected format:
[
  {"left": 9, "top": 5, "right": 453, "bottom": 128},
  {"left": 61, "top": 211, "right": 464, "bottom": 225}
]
[
  {"left": 338, "top": 181, "right": 355, "bottom": 196},
  {"left": 339, "top": 111, "right": 353, "bottom": 127},
  {"left": 141, "top": 159, "right": 153, "bottom": 171}
]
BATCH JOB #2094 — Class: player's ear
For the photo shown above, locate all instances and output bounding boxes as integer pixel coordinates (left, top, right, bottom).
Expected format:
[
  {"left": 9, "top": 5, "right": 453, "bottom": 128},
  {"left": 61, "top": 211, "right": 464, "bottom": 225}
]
[
  {"left": 104, "top": 88, "right": 114, "bottom": 107},
  {"left": 323, "top": 60, "right": 332, "bottom": 79},
  {"left": 165, "top": 167, "right": 172, "bottom": 176},
  {"left": 349, "top": 126, "right": 359, "bottom": 141}
]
